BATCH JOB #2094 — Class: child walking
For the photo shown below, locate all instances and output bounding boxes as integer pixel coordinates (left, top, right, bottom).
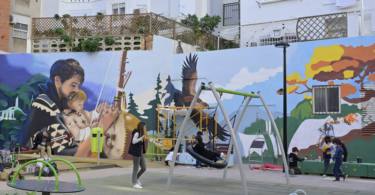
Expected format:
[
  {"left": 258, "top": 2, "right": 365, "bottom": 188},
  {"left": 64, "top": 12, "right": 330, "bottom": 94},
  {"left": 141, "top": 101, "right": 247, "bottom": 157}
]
[
  {"left": 322, "top": 136, "right": 332, "bottom": 178},
  {"left": 332, "top": 138, "right": 348, "bottom": 182}
]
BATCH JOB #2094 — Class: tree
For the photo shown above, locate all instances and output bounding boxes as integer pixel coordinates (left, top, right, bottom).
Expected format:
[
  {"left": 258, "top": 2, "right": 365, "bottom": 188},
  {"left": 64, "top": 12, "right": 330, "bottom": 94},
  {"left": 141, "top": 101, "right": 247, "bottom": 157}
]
[
  {"left": 127, "top": 92, "right": 142, "bottom": 120},
  {"left": 287, "top": 44, "right": 375, "bottom": 103},
  {"left": 142, "top": 73, "right": 163, "bottom": 131},
  {"left": 181, "top": 14, "right": 221, "bottom": 42}
]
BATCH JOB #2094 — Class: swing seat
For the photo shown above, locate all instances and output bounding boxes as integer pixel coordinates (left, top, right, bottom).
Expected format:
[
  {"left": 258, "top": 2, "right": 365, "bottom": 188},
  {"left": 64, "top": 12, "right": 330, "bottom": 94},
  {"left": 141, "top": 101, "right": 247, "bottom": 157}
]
[{"left": 186, "top": 145, "right": 228, "bottom": 169}]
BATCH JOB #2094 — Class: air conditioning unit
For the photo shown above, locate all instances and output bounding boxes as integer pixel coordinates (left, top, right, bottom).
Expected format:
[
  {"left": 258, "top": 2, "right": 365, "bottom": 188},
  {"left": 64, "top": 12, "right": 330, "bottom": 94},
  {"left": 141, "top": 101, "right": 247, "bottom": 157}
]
[
  {"left": 9, "top": 14, "right": 17, "bottom": 25},
  {"left": 133, "top": 8, "right": 147, "bottom": 14}
]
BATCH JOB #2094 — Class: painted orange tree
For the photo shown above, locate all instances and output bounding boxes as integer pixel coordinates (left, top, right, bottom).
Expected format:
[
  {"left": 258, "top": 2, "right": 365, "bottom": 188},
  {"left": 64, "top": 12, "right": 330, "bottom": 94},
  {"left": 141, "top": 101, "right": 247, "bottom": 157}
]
[{"left": 287, "top": 44, "right": 375, "bottom": 103}]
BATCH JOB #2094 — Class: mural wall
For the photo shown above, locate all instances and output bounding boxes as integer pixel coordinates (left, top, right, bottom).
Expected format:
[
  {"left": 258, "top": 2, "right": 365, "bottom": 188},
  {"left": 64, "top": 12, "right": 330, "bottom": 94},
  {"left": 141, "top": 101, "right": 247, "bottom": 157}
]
[
  {"left": 286, "top": 37, "right": 375, "bottom": 163},
  {"left": 1, "top": 35, "right": 375, "bottom": 163}
]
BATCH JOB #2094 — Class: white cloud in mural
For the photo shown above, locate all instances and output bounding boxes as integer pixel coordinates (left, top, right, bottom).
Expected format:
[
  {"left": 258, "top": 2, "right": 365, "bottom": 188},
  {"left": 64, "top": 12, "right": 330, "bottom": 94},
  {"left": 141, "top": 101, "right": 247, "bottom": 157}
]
[{"left": 200, "top": 66, "right": 283, "bottom": 103}]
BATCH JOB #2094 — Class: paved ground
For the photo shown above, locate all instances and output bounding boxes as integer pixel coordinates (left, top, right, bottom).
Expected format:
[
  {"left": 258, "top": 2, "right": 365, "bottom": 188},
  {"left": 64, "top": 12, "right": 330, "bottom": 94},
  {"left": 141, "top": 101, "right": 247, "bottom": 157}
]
[{"left": 1, "top": 164, "right": 374, "bottom": 195}]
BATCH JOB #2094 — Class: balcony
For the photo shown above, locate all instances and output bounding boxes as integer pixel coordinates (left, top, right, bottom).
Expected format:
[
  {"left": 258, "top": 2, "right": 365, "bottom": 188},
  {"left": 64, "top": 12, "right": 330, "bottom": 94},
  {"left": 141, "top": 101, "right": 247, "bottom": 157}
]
[
  {"left": 31, "top": 13, "right": 220, "bottom": 53},
  {"left": 247, "top": 12, "right": 349, "bottom": 47},
  {"left": 297, "top": 12, "right": 348, "bottom": 42}
]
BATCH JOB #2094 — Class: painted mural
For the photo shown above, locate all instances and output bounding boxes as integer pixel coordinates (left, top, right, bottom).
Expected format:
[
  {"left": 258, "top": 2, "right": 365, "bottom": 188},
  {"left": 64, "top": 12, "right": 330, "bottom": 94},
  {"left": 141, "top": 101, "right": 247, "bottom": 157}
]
[
  {"left": 1, "top": 35, "right": 375, "bottom": 164},
  {"left": 286, "top": 42, "right": 375, "bottom": 162},
  {"left": 0, "top": 51, "right": 148, "bottom": 160}
]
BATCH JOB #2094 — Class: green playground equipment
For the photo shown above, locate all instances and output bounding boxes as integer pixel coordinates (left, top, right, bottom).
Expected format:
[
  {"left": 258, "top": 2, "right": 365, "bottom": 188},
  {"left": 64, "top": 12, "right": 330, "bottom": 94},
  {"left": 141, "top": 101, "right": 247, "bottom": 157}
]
[
  {"left": 7, "top": 158, "right": 85, "bottom": 195},
  {"left": 9, "top": 160, "right": 59, "bottom": 191},
  {"left": 38, "top": 158, "right": 83, "bottom": 187},
  {"left": 201, "top": 86, "right": 259, "bottom": 98},
  {"left": 167, "top": 82, "right": 290, "bottom": 195}
]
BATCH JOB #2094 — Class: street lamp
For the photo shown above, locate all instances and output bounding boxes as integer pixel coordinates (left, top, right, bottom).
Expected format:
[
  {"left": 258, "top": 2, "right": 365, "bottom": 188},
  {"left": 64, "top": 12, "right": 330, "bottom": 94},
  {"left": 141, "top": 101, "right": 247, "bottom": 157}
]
[{"left": 275, "top": 41, "right": 289, "bottom": 172}]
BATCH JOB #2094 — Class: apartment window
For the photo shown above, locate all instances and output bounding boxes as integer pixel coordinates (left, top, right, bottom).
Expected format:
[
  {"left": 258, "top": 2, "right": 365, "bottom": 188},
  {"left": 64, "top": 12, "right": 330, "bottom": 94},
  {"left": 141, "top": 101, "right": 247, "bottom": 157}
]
[
  {"left": 112, "top": 4, "right": 118, "bottom": 15},
  {"left": 13, "top": 23, "right": 28, "bottom": 39},
  {"left": 112, "top": 3, "right": 125, "bottom": 15},
  {"left": 119, "top": 3, "right": 125, "bottom": 14},
  {"left": 223, "top": 2, "right": 239, "bottom": 26},
  {"left": 312, "top": 85, "right": 341, "bottom": 114}
]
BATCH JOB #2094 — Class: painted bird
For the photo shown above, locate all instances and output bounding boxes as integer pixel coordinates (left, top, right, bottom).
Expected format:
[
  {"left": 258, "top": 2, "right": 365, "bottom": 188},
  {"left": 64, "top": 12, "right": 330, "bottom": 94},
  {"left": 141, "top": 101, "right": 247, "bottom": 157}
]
[{"left": 174, "top": 53, "right": 230, "bottom": 141}]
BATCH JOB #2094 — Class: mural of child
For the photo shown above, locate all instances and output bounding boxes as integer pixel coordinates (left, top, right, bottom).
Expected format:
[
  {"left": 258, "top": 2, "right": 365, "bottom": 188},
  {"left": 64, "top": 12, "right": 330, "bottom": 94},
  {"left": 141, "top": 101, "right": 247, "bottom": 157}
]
[{"left": 63, "top": 89, "right": 98, "bottom": 143}]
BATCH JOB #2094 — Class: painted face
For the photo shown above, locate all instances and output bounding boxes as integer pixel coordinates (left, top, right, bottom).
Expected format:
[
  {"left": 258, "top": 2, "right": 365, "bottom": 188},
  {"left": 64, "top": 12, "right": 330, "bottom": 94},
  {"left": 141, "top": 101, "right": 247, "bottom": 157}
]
[
  {"left": 68, "top": 100, "right": 85, "bottom": 112},
  {"left": 58, "top": 75, "right": 81, "bottom": 100}
]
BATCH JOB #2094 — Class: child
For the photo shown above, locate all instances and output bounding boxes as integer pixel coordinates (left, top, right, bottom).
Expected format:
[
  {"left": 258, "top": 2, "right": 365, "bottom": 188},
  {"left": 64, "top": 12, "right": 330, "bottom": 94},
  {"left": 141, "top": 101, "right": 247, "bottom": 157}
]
[
  {"left": 194, "top": 131, "right": 203, "bottom": 168},
  {"left": 288, "top": 147, "right": 304, "bottom": 175},
  {"left": 322, "top": 136, "right": 332, "bottom": 178},
  {"left": 63, "top": 89, "right": 93, "bottom": 143},
  {"left": 193, "top": 135, "right": 225, "bottom": 164},
  {"left": 165, "top": 147, "right": 176, "bottom": 166},
  {"left": 332, "top": 138, "right": 348, "bottom": 182}
]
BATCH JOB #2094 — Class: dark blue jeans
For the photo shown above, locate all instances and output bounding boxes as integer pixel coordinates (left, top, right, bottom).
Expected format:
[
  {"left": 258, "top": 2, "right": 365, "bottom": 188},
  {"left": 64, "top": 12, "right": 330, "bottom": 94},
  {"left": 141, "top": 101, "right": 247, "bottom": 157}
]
[
  {"left": 195, "top": 160, "right": 202, "bottom": 167},
  {"left": 333, "top": 158, "right": 343, "bottom": 180}
]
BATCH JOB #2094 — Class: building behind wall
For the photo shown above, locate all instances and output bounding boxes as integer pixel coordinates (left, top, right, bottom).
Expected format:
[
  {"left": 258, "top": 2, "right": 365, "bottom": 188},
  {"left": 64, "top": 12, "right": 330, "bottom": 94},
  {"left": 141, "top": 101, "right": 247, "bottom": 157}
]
[
  {"left": 0, "top": 0, "right": 11, "bottom": 53},
  {"left": 8, "top": 0, "right": 41, "bottom": 53},
  {"left": 239, "top": 0, "right": 375, "bottom": 48}
]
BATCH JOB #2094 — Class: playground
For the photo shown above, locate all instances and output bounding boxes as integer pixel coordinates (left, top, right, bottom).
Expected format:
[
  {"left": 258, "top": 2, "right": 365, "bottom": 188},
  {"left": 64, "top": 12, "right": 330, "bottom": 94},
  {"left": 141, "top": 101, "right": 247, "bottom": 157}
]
[{"left": 1, "top": 158, "right": 374, "bottom": 195}]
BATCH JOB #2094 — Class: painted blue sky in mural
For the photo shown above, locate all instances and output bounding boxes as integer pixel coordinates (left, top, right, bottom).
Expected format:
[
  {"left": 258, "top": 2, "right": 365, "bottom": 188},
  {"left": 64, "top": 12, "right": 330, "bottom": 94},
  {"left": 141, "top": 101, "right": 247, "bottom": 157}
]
[
  {"left": 172, "top": 47, "right": 287, "bottom": 116},
  {"left": 0, "top": 52, "right": 122, "bottom": 111}
]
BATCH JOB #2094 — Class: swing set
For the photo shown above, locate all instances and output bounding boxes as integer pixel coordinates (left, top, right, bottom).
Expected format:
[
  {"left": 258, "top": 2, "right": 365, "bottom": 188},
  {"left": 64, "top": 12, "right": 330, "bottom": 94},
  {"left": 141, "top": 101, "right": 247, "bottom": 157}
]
[{"left": 166, "top": 82, "right": 290, "bottom": 195}]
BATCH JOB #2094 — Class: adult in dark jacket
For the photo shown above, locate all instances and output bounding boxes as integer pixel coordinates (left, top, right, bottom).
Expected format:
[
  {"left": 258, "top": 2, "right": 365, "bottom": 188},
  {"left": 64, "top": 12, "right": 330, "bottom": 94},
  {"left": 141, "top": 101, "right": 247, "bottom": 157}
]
[
  {"left": 341, "top": 142, "right": 348, "bottom": 162},
  {"left": 34, "top": 131, "right": 52, "bottom": 158},
  {"left": 193, "top": 136, "right": 224, "bottom": 164},
  {"left": 128, "top": 122, "right": 147, "bottom": 189}
]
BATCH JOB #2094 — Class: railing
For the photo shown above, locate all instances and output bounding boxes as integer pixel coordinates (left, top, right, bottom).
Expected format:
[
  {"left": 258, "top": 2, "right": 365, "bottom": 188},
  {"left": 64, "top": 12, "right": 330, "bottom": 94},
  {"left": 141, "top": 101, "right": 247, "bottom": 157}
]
[
  {"left": 297, "top": 12, "right": 348, "bottom": 42},
  {"left": 361, "top": 0, "right": 375, "bottom": 36},
  {"left": 31, "top": 13, "right": 220, "bottom": 50},
  {"left": 248, "top": 33, "right": 298, "bottom": 47}
]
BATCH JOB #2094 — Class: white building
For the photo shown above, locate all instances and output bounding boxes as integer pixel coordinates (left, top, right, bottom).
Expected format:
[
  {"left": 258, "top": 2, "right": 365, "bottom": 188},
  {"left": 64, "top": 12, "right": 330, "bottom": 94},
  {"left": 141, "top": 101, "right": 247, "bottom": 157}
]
[
  {"left": 239, "top": 0, "right": 365, "bottom": 48},
  {"left": 40, "top": 0, "right": 234, "bottom": 36},
  {"left": 25, "top": 0, "right": 375, "bottom": 52}
]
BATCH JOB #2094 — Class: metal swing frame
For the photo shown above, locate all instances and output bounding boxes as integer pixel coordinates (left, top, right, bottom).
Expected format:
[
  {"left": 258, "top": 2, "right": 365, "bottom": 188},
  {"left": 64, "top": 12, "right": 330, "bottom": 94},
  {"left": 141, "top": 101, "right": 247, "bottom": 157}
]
[{"left": 166, "top": 82, "right": 290, "bottom": 195}]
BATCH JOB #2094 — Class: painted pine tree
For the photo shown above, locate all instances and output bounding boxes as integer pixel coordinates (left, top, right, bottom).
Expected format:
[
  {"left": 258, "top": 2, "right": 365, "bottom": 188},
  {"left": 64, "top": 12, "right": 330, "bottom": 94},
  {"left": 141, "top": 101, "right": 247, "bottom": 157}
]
[
  {"left": 142, "top": 73, "right": 163, "bottom": 132},
  {"left": 127, "top": 92, "right": 141, "bottom": 120}
]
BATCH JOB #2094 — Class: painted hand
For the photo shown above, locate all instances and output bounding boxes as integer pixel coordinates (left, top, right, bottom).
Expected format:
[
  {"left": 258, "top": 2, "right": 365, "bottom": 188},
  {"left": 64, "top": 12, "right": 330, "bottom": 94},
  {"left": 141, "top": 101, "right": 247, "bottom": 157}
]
[{"left": 98, "top": 104, "right": 120, "bottom": 134}]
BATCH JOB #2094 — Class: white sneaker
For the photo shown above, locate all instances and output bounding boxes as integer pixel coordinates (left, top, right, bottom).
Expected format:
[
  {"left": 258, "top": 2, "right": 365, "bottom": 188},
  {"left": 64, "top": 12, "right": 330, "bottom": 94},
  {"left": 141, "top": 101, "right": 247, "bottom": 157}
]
[
  {"left": 137, "top": 179, "right": 142, "bottom": 186},
  {"left": 133, "top": 184, "right": 143, "bottom": 189},
  {"left": 323, "top": 175, "right": 328, "bottom": 178}
]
